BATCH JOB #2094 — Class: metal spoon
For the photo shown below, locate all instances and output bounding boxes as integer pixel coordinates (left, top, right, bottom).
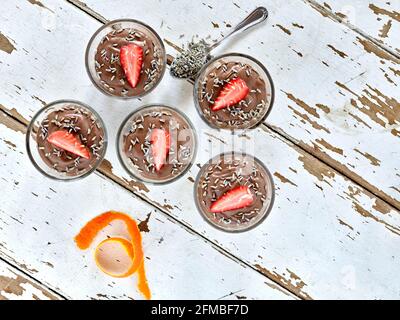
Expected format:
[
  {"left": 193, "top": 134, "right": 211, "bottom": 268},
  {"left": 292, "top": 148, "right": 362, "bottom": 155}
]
[{"left": 170, "top": 7, "right": 269, "bottom": 79}]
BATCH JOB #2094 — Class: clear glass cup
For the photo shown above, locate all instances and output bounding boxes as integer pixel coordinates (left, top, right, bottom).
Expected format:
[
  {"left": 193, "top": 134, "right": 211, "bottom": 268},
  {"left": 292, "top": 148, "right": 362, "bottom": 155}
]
[
  {"left": 194, "top": 152, "right": 275, "bottom": 232},
  {"left": 85, "top": 19, "right": 166, "bottom": 99},
  {"left": 193, "top": 53, "right": 275, "bottom": 130},
  {"left": 117, "top": 104, "right": 197, "bottom": 184},
  {"left": 26, "top": 100, "right": 108, "bottom": 181}
]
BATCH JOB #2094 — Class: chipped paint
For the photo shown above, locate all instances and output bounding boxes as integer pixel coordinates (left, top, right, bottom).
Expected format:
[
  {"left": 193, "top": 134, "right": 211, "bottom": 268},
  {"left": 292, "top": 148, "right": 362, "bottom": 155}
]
[
  {"left": 389, "top": 67, "right": 400, "bottom": 77},
  {"left": 368, "top": 4, "right": 400, "bottom": 23},
  {"left": 344, "top": 186, "right": 396, "bottom": 225},
  {"left": 263, "top": 281, "right": 296, "bottom": 298},
  {"left": 0, "top": 272, "right": 56, "bottom": 300},
  {"left": 292, "top": 22, "right": 304, "bottom": 29},
  {"left": 254, "top": 264, "right": 312, "bottom": 300},
  {"left": 298, "top": 154, "right": 335, "bottom": 185},
  {"left": 31, "top": 95, "right": 46, "bottom": 106},
  {"left": 322, "top": 2, "right": 332, "bottom": 10},
  {"left": 379, "top": 20, "right": 392, "bottom": 38},
  {"left": 285, "top": 92, "right": 320, "bottom": 118},
  {"left": 337, "top": 218, "right": 354, "bottom": 230},
  {"left": 382, "top": 70, "right": 396, "bottom": 85},
  {"left": 315, "top": 138, "right": 343, "bottom": 155},
  {"left": 344, "top": 185, "right": 362, "bottom": 201},
  {"left": 27, "top": 0, "right": 54, "bottom": 12},
  {"left": 372, "top": 199, "right": 392, "bottom": 215},
  {"left": 357, "top": 85, "right": 399, "bottom": 127},
  {"left": 292, "top": 49, "right": 303, "bottom": 57},
  {"left": 357, "top": 37, "right": 399, "bottom": 64},
  {"left": 0, "top": 104, "right": 29, "bottom": 126},
  {"left": 187, "top": 177, "right": 195, "bottom": 183},
  {"left": 335, "top": 82, "right": 400, "bottom": 129},
  {"left": 0, "top": 111, "right": 26, "bottom": 134},
  {"left": 42, "top": 261, "right": 54, "bottom": 268},
  {"left": 348, "top": 112, "right": 372, "bottom": 129},
  {"left": 327, "top": 44, "right": 347, "bottom": 58},
  {"left": 97, "top": 159, "right": 150, "bottom": 193},
  {"left": 322, "top": 61, "right": 329, "bottom": 67},
  {"left": 2, "top": 139, "right": 17, "bottom": 149},
  {"left": 275, "top": 24, "right": 291, "bottom": 35},
  {"left": 122, "top": 178, "right": 150, "bottom": 194},
  {"left": 354, "top": 149, "right": 381, "bottom": 166},
  {"left": 297, "top": 140, "right": 400, "bottom": 210},
  {"left": 352, "top": 202, "right": 400, "bottom": 236},
  {"left": 335, "top": 12, "right": 347, "bottom": 20},
  {"left": 315, "top": 103, "right": 330, "bottom": 114},
  {"left": 273, "top": 172, "right": 298, "bottom": 187},
  {"left": 288, "top": 106, "right": 330, "bottom": 133},
  {"left": 0, "top": 32, "right": 16, "bottom": 54}
]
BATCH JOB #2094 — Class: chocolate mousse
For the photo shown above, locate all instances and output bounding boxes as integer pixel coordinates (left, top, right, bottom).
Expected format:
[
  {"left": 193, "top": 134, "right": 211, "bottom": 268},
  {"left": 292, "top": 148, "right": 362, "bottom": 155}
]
[
  {"left": 119, "top": 105, "right": 196, "bottom": 183},
  {"left": 36, "top": 104, "right": 106, "bottom": 177},
  {"left": 94, "top": 28, "right": 164, "bottom": 97},
  {"left": 195, "top": 153, "right": 274, "bottom": 232},
  {"left": 196, "top": 57, "right": 274, "bottom": 129}
]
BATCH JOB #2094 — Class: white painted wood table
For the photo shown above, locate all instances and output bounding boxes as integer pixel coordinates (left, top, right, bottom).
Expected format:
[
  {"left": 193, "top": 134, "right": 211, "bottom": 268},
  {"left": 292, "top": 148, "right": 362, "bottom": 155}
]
[{"left": 0, "top": 0, "right": 399, "bottom": 300}]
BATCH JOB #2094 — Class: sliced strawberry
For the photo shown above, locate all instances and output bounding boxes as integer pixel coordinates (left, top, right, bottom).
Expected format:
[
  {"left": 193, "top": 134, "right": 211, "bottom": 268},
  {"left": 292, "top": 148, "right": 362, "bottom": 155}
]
[
  {"left": 211, "top": 77, "right": 249, "bottom": 111},
  {"left": 210, "top": 186, "right": 254, "bottom": 213},
  {"left": 120, "top": 44, "right": 143, "bottom": 88},
  {"left": 150, "top": 129, "right": 170, "bottom": 172},
  {"left": 47, "top": 130, "right": 90, "bottom": 160}
]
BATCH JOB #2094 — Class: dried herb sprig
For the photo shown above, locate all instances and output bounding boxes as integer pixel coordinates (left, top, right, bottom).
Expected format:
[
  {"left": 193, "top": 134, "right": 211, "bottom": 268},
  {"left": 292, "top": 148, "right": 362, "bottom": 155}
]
[{"left": 170, "top": 40, "right": 210, "bottom": 79}]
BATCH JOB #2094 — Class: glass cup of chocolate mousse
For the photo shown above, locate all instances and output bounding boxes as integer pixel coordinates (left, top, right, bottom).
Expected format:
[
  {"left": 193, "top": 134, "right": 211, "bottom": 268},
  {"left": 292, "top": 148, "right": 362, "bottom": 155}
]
[
  {"left": 26, "top": 100, "right": 107, "bottom": 180},
  {"left": 194, "top": 53, "right": 275, "bottom": 130},
  {"left": 85, "top": 19, "right": 166, "bottom": 99},
  {"left": 117, "top": 104, "right": 197, "bottom": 184},
  {"left": 194, "top": 152, "right": 275, "bottom": 232}
]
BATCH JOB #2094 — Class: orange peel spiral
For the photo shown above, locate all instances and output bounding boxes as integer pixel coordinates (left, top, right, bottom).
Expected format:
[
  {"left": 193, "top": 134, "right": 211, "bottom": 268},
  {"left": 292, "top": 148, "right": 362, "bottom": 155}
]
[{"left": 75, "top": 211, "right": 151, "bottom": 299}]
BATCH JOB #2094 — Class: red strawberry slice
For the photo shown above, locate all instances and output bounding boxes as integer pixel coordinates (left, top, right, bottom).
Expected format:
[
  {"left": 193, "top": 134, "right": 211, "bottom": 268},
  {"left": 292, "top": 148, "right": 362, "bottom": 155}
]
[
  {"left": 47, "top": 130, "right": 90, "bottom": 159},
  {"left": 120, "top": 44, "right": 143, "bottom": 88},
  {"left": 150, "top": 129, "right": 171, "bottom": 172},
  {"left": 210, "top": 186, "right": 254, "bottom": 213},
  {"left": 211, "top": 77, "right": 249, "bottom": 111}
]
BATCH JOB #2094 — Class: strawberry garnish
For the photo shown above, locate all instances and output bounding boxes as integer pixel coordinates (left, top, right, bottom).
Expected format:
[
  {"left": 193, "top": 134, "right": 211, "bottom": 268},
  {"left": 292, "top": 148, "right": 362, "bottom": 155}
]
[
  {"left": 47, "top": 130, "right": 90, "bottom": 159},
  {"left": 211, "top": 77, "right": 249, "bottom": 111},
  {"left": 150, "top": 129, "right": 170, "bottom": 172},
  {"left": 120, "top": 44, "right": 143, "bottom": 88},
  {"left": 210, "top": 186, "right": 254, "bottom": 213}
]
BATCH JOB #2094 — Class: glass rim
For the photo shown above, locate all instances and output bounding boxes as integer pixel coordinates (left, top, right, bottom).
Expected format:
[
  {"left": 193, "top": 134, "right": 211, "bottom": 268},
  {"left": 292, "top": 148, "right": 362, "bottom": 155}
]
[
  {"left": 85, "top": 18, "right": 167, "bottom": 100},
  {"left": 193, "top": 151, "right": 275, "bottom": 233},
  {"left": 193, "top": 52, "right": 275, "bottom": 131},
  {"left": 116, "top": 103, "right": 198, "bottom": 185},
  {"left": 26, "top": 99, "right": 108, "bottom": 181}
]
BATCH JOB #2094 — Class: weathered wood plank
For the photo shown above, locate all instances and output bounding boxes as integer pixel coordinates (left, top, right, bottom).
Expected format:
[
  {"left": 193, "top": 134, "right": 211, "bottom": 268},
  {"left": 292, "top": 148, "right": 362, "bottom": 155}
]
[
  {"left": 0, "top": 259, "right": 60, "bottom": 300},
  {"left": 310, "top": 0, "right": 400, "bottom": 54},
  {"left": 70, "top": 0, "right": 400, "bottom": 210},
  {"left": 0, "top": 110, "right": 293, "bottom": 300},
  {"left": 0, "top": 0, "right": 399, "bottom": 299}
]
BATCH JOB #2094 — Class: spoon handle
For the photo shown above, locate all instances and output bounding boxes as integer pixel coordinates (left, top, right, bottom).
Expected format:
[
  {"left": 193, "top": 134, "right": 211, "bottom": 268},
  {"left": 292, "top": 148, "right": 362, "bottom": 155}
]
[{"left": 208, "top": 7, "right": 269, "bottom": 51}]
